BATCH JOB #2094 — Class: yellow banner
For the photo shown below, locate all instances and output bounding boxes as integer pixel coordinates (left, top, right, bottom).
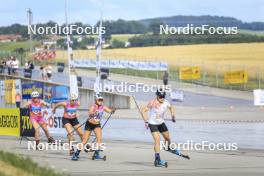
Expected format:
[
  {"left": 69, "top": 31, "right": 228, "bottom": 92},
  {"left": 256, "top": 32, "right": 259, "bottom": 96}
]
[
  {"left": 0, "top": 108, "right": 20, "bottom": 137},
  {"left": 4, "top": 80, "right": 16, "bottom": 104},
  {"left": 224, "top": 71, "right": 248, "bottom": 84},
  {"left": 179, "top": 66, "right": 201, "bottom": 80}
]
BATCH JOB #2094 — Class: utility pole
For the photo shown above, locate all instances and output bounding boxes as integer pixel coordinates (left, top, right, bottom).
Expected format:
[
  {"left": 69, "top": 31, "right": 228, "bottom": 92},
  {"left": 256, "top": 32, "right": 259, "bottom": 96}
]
[{"left": 27, "top": 8, "right": 33, "bottom": 53}]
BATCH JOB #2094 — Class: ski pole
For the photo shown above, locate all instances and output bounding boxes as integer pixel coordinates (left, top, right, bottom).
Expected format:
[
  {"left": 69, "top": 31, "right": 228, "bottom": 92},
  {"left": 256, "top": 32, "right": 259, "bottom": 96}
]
[{"left": 91, "top": 112, "right": 113, "bottom": 143}]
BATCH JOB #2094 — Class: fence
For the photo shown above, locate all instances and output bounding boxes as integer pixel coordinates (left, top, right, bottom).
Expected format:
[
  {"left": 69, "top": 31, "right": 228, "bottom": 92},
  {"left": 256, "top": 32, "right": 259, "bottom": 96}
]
[{"left": 93, "top": 58, "right": 264, "bottom": 91}]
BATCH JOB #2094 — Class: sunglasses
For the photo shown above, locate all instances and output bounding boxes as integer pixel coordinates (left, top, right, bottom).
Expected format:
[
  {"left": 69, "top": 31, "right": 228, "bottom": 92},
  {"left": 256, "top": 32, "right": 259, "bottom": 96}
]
[{"left": 97, "top": 98, "right": 104, "bottom": 102}]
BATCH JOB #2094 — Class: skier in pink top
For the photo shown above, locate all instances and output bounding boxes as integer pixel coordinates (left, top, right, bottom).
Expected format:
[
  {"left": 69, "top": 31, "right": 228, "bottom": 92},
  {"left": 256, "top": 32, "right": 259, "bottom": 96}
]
[
  {"left": 72, "top": 93, "right": 116, "bottom": 161},
  {"left": 52, "top": 93, "right": 83, "bottom": 155}
]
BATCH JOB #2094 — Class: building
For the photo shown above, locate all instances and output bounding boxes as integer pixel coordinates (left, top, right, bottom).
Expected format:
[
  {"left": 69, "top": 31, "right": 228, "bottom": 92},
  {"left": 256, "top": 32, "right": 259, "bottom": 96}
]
[{"left": 0, "top": 34, "right": 22, "bottom": 43}]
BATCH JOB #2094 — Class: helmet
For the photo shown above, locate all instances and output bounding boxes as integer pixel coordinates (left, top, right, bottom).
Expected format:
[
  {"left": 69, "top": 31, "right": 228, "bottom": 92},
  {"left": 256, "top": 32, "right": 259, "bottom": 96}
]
[
  {"left": 156, "top": 89, "right": 166, "bottom": 98},
  {"left": 95, "top": 93, "right": 103, "bottom": 100},
  {"left": 70, "top": 93, "right": 78, "bottom": 100},
  {"left": 31, "top": 91, "right": 40, "bottom": 98}
]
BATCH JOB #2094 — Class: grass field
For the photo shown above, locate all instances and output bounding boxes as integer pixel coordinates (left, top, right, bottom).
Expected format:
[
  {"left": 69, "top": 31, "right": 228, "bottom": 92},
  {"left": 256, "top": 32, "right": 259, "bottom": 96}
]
[{"left": 0, "top": 150, "right": 63, "bottom": 176}]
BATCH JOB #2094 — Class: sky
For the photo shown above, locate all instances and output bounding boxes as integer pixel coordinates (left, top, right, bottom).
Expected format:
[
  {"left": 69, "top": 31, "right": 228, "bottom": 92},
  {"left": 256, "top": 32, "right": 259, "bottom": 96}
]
[{"left": 0, "top": 0, "right": 263, "bottom": 26}]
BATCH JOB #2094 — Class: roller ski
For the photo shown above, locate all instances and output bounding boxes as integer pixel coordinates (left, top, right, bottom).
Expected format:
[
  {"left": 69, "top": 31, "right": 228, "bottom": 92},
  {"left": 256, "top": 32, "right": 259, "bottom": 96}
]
[
  {"left": 71, "top": 150, "right": 80, "bottom": 161},
  {"left": 92, "top": 150, "right": 106, "bottom": 161},
  {"left": 169, "top": 149, "right": 190, "bottom": 160},
  {"left": 48, "top": 137, "right": 56, "bottom": 144},
  {"left": 154, "top": 159, "right": 168, "bottom": 168}
]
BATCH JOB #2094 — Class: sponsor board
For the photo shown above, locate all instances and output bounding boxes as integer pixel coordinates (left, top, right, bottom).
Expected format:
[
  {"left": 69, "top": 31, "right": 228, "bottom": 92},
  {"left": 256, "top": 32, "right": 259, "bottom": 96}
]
[
  {"left": 45, "top": 108, "right": 66, "bottom": 135},
  {"left": 22, "top": 82, "right": 44, "bottom": 99},
  {"left": 51, "top": 86, "right": 68, "bottom": 103},
  {"left": 224, "top": 71, "right": 248, "bottom": 84},
  {"left": 0, "top": 108, "right": 20, "bottom": 137},
  {"left": 179, "top": 66, "right": 201, "bottom": 80},
  {"left": 4, "top": 79, "right": 21, "bottom": 104},
  {"left": 20, "top": 108, "right": 34, "bottom": 137},
  {"left": 254, "top": 89, "right": 264, "bottom": 106}
]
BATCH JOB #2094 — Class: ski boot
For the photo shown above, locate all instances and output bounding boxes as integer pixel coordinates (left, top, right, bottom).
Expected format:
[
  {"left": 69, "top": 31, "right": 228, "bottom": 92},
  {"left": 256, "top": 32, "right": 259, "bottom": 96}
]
[
  {"left": 154, "top": 158, "right": 168, "bottom": 167},
  {"left": 71, "top": 150, "right": 80, "bottom": 161},
  {"left": 92, "top": 150, "right": 106, "bottom": 161}
]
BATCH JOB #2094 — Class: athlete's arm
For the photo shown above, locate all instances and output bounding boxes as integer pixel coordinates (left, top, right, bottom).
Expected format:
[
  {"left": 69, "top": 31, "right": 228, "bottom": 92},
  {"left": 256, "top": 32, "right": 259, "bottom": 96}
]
[
  {"left": 42, "top": 100, "right": 51, "bottom": 108},
  {"left": 52, "top": 102, "right": 66, "bottom": 114},
  {"left": 104, "top": 106, "right": 116, "bottom": 114},
  {"left": 141, "top": 105, "right": 149, "bottom": 123},
  {"left": 168, "top": 105, "right": 176, "bottom": 122},
  {"left": 23, "top": 101, "right": 31, "bottom": 108}
]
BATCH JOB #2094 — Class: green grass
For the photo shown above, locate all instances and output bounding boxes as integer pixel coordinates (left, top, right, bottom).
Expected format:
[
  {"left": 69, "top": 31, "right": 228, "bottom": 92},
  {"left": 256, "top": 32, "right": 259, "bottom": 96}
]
[
  {"left": 111, "top": 34, "right": 138, "bottom": 43},
  {"left": 239, "top": 29, "right": 264, "bottom": 36},
  {"left": 0, "top": 150, "right": 65, "bottom": 176},
  {"left": 0, "top": 41, "right": 40, "bottom": 51}
]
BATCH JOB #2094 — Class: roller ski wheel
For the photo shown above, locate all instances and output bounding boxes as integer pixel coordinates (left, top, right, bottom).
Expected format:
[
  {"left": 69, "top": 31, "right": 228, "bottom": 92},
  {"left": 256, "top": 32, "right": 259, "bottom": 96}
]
[
  {"left": 92, "top": 154, "right": 106, "bottom": 161},
  {"left": 154, "top": 159, "right": 168, "bottom": 168}
]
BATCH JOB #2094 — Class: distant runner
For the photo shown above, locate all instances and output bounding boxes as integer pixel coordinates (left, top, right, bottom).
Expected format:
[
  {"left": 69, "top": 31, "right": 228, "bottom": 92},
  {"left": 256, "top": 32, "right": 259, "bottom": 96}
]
[
  {"left": 71, "top": 93, "right": 116, "bottom": 161},
  {"left": 52, "top": 93, "right": 83, "bottom": 155},
  {"left": 141, "top": 89, "right": 190, "bottom": 167},
  {"left": 23, "top": 91, "right": 55, "bottom": 149}
]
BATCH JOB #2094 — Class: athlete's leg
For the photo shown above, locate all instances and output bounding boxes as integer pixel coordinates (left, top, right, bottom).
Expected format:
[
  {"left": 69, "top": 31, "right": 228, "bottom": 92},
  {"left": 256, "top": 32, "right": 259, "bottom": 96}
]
[
  {"left": 93, "top": 127, "right": 104, "bottom": 159},
  {"left": 39, "top": 121, "right": 50, "bottom": 138},
  {"left": 31, "top": 121, "right": 40, "bottom": 141},
  {"left": 161, "top": 131, "right": 171, "bottom": 146},
  {"left": 151, "top": 132, "right": 161, "bottom": 153},
  {"left": 151, "top": 132, "right": 161, "bottom": 161},
  {"left": 72, "top": 130, "right": 92, "bottom": 160},
  {"left": 93, "top": 127, "right": 102, "bottom": 149},
  {"left": 64, "top": 123, "right": 75, "bottom": 142},
  {"left": 73, "top": 123, "right": 84, "bottom": 141}
]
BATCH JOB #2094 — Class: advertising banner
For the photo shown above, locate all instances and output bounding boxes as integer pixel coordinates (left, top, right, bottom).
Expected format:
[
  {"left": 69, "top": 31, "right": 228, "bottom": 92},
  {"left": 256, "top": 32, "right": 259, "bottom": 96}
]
[
  {"left": 0, "top": 108, "right": 20, "bottom": 137},
  {"left": 179, "top": 66, "right": 201, "bottom": 80},
  {"left": 45, "top": 109, "right": 66, "bottom": 135},
  {"left": 4, "top": 80, "right": 16, "bottom": 104},
  {"left": 0, "top": 80, "right": 5, "bottom": 96},
  {"left": 70, "top": 74, "right": 79, "bottom": 96},
  {"left": 22, "top": 82, "right": 44, "bottom": 99},
  {"left": 71, "top": 59, "right": 168, "bottom": 71},
  {"left": 20, "top": 108, "right": 34, "bottom": 137},
  {"left": 254, "top": 89, "right": 264, "bottom": 106},
  {"left": 224, "top": 71, "right": 248, "bottom": 84},
  {"left": 51, "top": 86, "right": 68, "bottom": 103}
]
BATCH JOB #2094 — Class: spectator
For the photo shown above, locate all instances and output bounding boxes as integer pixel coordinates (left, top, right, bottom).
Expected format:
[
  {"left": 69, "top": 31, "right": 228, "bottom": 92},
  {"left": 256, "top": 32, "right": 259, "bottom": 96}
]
[
  {"left": 6, "top": 57, "right": 12, "bottom": 75},
  {"left": 46, "top": 65, "right": 52, "bottom": 82},
  {"left": 15, "top": 92, "right": 21, "bottom": 108},
  {"left": 11, "top": 56, "right": 19, "bottom": 76},
  {"left": 163, "top": 71, "right": 169, "bottom": 86},
  {"left": 40, "top": 66, "right": 47, "bottom": 80},
  {"left": 0, "top": 58, "right": 6, "bottom": 73},
  {"left": 25, "top": 60, "right": 34, "bottom": 70}
]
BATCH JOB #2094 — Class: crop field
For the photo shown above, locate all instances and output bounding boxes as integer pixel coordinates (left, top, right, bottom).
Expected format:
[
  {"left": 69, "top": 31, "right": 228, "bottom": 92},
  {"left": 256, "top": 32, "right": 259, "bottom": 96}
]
[{"left": 56, "top": 42, "right": 264, "bottom": 73}]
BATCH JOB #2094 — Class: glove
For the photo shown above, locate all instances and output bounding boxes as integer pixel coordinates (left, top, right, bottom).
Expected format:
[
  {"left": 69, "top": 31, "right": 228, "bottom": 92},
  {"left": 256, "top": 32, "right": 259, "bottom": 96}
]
[
  {"left": 111, "top": 108, "right": 116, "bottom": 114},
  {"left": 172, "top": 115, "right": 176, "bottom": 123}
]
